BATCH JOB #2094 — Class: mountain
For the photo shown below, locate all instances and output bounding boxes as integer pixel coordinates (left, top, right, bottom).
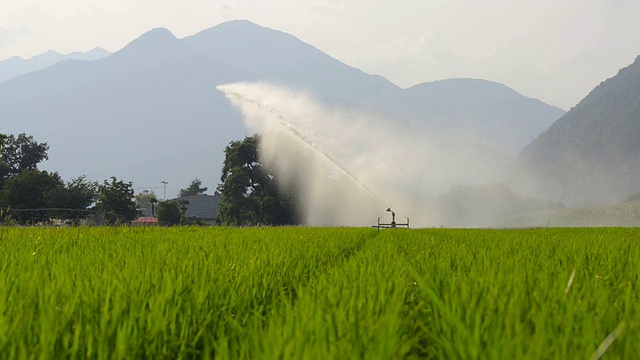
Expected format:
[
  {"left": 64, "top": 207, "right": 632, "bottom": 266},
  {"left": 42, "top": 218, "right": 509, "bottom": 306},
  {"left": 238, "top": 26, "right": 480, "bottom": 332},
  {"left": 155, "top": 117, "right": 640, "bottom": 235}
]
[
  {"left": 515, "top": 55, "right": 640, "bottom": 205},
  {"left": 0, "top": 27, "right": 249, "bottom": 195},
  {"left": 395, "top": 79, "right": 565, "bottom": 157},
  {"left": 0, "top": 47, "right": 111, "bottom": 84},
  {"left": 0, "top": 20, "right": 563, "bottom": 194},
  {"left": 181, "top": 20, "right": 401, "bottom": 104}
]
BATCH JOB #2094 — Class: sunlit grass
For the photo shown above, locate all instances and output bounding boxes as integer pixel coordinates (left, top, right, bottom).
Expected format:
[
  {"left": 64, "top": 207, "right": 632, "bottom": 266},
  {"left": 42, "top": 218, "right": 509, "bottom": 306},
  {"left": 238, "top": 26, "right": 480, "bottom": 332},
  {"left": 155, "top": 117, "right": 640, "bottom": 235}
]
[{"left": 1, "top": 227, "right": 638, "bottom": 358}]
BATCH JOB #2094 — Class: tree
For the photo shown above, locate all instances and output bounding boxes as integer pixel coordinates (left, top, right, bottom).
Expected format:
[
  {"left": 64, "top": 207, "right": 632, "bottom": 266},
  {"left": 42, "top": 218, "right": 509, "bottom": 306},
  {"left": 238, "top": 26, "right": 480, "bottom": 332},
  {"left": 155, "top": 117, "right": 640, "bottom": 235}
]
[
  {"left": 179, "top": 179, "right": 208, "bottom": 197},
  {"left": 135, "top": 190, "right": 159, "bottom": 216},
  {"left": 217, "top": 134, "right": 296, "bottom": 226},
  {"left": 50, "top": 176, "right": 99, "bottom": 210},
  {"left": 0, "top": 170, "right": 62, "bottom": 208},
  {"left": 0, "top": 132, "right": 100, "bottom": 224},
  {"left": 0, "top": 133, "right": 49, "bottom": 189},
  {"left": 95, "top": 177, "right": 138, "bottom": 224},
  {"left": 0, "top": 170, "right": 63, "bottom": 224},
  {"left": 48, "top": 176, "right": 99, "bottom": 222},
  {"left": 156, "top": 201, "right": 182, "bottom": 226}
]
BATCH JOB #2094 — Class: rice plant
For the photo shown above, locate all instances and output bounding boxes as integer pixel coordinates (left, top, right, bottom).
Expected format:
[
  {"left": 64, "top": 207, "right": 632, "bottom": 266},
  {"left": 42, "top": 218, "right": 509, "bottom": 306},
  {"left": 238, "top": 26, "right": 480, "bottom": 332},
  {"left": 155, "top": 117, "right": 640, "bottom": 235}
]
[{"left": 1, "top": 227, "right": 638, "bottom": 359}]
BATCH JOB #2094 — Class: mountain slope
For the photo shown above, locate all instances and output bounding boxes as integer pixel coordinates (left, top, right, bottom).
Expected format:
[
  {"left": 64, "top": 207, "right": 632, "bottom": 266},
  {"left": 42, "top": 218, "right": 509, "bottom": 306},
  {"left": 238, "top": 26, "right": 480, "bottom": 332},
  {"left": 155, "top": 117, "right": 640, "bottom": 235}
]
[
  {"left": 0, "top": 47, "right": 111, "bottom": 84},
  {"left": 0, "top": 20, "right": 564, "bottom": 194},
  {"left": 395, "top": 79, "right": 565, "bottom": 156},
  {"left": 0, "top": 22, "right": 398, "bottom": 192},
  {"left": 0, "top": 28, "right": 251, "bottom": 192},
  {"left": 516, "top": 55, "right": 640, "bottom": 205},
  {"left": 182, "top": 20, "right": 401, "bottom": 105}
]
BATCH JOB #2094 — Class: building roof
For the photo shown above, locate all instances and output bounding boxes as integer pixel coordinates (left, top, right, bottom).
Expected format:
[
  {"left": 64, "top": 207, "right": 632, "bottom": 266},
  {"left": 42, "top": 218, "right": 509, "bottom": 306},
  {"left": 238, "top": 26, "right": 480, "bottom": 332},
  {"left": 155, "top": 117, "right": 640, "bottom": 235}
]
[
  {"left": 131, "top": 217, "right": 158, "bottom": 224},
  {"left": 169, "top": 193, "right": 221, "bottom": 220}
]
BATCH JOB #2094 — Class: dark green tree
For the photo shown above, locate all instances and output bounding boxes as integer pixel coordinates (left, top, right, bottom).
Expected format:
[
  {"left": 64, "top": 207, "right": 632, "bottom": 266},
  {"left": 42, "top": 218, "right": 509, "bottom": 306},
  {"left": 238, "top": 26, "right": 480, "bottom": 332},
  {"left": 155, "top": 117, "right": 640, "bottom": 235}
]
[
  {"left": 50, "top": 176, "right": 99, "bottom": 209},
  {"left": 0, "top": 133, "right": 49, "bottom": 189},
  {"left": 179, "top": 179, "right": 208, "bottom": 197},
  {"left": 217, "top": 134, "right": 296, "bottom": 226},
  {"left": 48, "top": 176, "right": 99, "bottom": 221},
  {"left": 0, "top": 170, "right": 63, "bottom": 223},
  {"left": 95, "top": 177, "right": 138, "bottom": 224},
  {"left": 0, "top": 132, "right": 100, "bottom": 224},
  {"left": 156, "top": 201, "right": 182, "bottom": 226}
]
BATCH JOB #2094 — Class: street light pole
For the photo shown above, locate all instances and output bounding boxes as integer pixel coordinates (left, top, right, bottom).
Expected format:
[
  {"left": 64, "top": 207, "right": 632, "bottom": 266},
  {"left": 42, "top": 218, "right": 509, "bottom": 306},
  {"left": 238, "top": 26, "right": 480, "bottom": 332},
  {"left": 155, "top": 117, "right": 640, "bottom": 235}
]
[{"left": 161, "top": 181, "right": 168, "bottom": 200}]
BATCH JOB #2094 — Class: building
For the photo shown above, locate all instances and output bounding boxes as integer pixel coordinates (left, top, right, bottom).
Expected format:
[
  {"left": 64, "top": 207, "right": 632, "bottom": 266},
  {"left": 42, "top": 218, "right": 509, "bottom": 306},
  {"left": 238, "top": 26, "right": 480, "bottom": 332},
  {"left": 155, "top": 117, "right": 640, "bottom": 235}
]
[
  {"left": 131, "top": 216, "right": 159, "bottom": 226},
  {"left": 168, "top": 193, "right": 221, "bottom": 225}
]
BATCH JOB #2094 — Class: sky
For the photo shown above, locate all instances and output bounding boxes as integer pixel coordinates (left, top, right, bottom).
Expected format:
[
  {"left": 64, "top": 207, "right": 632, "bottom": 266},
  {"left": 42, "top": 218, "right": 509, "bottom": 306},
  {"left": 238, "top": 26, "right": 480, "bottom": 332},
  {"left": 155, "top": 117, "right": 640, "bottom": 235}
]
[{"left": 1, "top": 0, "right": 639, "bottom": 110}]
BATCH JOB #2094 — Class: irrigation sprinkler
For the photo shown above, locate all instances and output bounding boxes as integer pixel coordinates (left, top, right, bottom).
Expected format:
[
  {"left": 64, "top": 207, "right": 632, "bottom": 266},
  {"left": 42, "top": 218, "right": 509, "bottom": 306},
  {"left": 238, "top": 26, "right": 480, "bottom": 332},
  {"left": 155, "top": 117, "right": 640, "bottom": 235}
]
[{"left": 372, "top": 208, "right": 410, "bottom": 231}]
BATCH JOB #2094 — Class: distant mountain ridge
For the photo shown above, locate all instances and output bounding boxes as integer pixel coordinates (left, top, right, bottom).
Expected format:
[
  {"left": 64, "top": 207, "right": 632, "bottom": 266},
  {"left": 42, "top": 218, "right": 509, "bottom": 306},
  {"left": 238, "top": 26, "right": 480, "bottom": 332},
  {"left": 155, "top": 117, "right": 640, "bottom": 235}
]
[
  {"left": 0, "top": 47, "right": 111, "bottom": 84},
  {"left": 393, "top": 78, "right": 565, "bottom": 156},
  {"left": 0, "top": 20, "right": 564, "bottom": 193},
  {"left": 515, "top": 55, "right": 640, "bottom": 205},
  {"left": 182, "top": 20, "right": 400, "bottom": 105}
]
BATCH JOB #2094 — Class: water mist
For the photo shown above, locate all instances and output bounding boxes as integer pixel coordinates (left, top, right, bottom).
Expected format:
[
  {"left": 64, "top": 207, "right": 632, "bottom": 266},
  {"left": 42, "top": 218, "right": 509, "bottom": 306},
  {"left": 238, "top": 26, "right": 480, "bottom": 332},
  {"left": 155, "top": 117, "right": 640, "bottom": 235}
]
[{"left": 218, "top": 82, "right": 508, "bottom": 227}]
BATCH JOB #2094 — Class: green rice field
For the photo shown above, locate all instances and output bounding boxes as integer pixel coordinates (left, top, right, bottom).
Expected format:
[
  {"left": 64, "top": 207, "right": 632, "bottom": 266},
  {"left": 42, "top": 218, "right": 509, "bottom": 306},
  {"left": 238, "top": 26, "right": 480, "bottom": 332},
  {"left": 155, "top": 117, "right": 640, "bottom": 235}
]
[{"left": 1, "top": 227, "right": 639, "bottom": 359}]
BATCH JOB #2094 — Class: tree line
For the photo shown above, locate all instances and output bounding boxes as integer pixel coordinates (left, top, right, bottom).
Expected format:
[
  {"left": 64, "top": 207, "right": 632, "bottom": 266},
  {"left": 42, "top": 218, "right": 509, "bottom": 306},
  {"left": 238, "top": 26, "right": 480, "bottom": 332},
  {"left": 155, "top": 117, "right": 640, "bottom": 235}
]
[
  {"left": 1, "top": 131, "right": 297, "bottom": 226},
  {"left": 0, "top": 132, "right": 138, "bottom": 224}
]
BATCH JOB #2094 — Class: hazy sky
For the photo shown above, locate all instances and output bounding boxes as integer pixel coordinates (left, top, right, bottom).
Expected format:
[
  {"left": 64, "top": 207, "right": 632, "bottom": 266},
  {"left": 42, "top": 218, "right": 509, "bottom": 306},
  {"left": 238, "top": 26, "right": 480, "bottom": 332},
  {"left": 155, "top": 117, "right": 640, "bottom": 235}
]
[{"left": 1, "top": 0, "right": 639, "bottom": 110}]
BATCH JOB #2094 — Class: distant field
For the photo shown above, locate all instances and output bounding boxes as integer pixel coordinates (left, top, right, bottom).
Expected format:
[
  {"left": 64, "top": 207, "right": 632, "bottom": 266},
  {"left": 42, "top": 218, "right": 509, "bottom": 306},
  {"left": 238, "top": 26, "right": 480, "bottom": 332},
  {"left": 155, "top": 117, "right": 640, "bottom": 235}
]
[
  {"left": 508, "top": 201, "right": 640, "bottom": 227},
  {"left": 1, "top": 227, "right": 638, "bottom": 359}
]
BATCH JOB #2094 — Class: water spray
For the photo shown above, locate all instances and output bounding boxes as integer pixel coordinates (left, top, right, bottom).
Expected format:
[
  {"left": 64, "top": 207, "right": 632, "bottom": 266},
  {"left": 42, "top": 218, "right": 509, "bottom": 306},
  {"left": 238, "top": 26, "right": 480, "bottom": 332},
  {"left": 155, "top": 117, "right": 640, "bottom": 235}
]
[
  {"left": 218, "top": 83, "right": 417, "bottom": 227},
  {"left": 218, "top": 85, "right": 388, "bottom": 208}
]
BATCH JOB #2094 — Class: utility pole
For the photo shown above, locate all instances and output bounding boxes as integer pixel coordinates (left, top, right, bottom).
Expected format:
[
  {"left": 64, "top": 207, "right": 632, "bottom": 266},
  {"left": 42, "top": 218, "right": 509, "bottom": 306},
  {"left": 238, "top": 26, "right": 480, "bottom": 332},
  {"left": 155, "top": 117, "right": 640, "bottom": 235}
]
[{"left": 161, "top": 181, "right": 168, "bottom": 200}]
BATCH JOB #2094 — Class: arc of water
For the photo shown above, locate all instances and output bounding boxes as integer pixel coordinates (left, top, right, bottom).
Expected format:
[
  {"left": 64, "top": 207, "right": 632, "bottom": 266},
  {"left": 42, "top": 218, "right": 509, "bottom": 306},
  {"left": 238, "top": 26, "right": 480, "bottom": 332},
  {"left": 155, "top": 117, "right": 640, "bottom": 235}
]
[{"left": 219, "top": 86, "right": 388, "bottom": 208}]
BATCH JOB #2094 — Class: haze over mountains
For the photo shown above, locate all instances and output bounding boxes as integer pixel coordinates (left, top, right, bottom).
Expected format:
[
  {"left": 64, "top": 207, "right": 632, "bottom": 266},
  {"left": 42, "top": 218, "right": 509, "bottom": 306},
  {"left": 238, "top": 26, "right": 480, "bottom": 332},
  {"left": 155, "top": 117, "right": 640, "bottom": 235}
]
[
  {"left": 515, "top": 55, "right": 640, "bottom": 205},
  {"left": 0, "top": 48, "right": 111, "bottom": 84},
  {"left": 393, "top": 79, "right": 564, "bottom": 156},
  {"left": 0, "top": 20, "right": 564, "bottom": 197}
]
